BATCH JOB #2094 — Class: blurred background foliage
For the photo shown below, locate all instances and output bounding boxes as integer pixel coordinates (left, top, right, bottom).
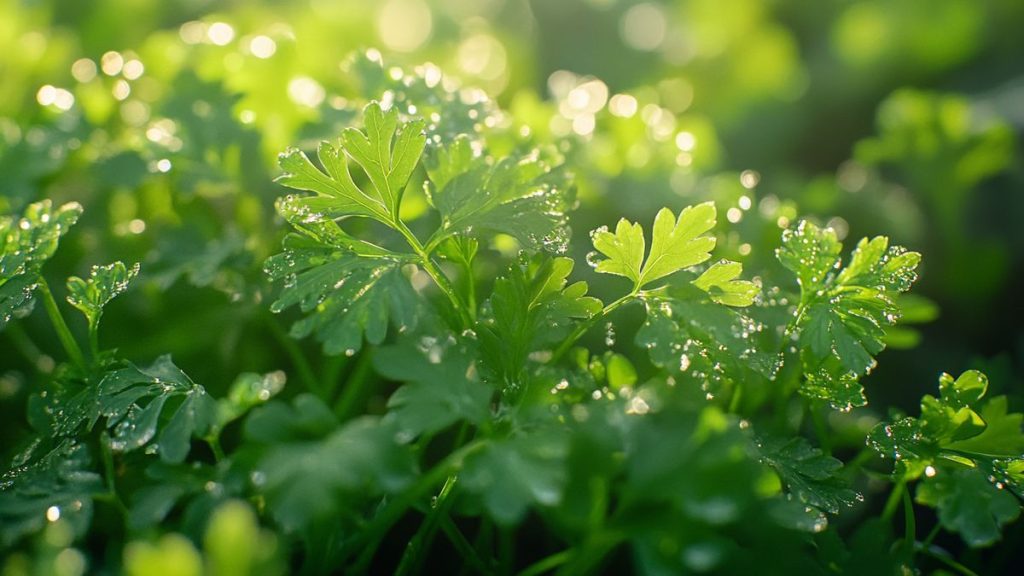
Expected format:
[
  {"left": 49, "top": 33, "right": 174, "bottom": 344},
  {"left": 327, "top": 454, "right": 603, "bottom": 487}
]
[{"left": 1, "top": 0, "right": 1023, "bottom": 573}]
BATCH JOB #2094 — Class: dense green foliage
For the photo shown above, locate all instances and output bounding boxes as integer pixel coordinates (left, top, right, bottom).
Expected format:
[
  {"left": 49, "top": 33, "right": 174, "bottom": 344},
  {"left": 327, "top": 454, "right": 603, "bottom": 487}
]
[{"left": 2, "top": 1, "right": 1023, "bottom": 575}]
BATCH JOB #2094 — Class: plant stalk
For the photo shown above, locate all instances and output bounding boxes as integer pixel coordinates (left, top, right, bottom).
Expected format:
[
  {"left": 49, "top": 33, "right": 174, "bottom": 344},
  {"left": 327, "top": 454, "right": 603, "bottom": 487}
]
[
  {"left": 37, "top": 278, "right": 87, "bottom": 371},
  {"left": 550, "top": 292, "right": 635, "bottom": 363},
  {"left": 395, "top": 220, "right": 472, "bottom": 328},
  {"left": 346, "top": 440, "right": 487, "bottom": 572}
]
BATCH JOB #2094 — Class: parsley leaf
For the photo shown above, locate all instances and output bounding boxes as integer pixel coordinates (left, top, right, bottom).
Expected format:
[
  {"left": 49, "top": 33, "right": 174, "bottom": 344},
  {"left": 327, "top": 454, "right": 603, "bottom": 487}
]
[
  {"left": 758, "top": 436, "right": 859, "bottom": 514},
  {"left": 265, "top": 202, "right": 420, "bottom": 355},
  {"left": 0, "top": 200, "right": 82, "bottom": 329},
  {"left": 779, "top": 221, "right": 921, "bottom": 409},
  {"left": 591, "top": 203, "right": 716, "bottom": 291},
  {"left": 478, "top": 255, "right": 601, "bottom": 391},
  {"left": 870, "top": 370, "right": 1024, "bottom": 546},
  {"left": 637, "top": 286, "right": 779, "bottom": 394},
  {"left": 0, "top": 440, "right": 102, "bottom": 547},
  {"left": 425, "top": 136, "right": 574, "bottom": 250},
  {"left": 66, "top": 261, "right": 140, "bottom": 333},
  {"left": 375, "top": 334, "right": 492, "bottom": 438},
  {"left": 916, "top": 467, "right": 1020, "bottom": 547},
  {"left": 277, "top": 102, "right": 426, "bottom": 223},
  {"left": 252, "top": 411, "right": 417, "bottom": 532},
  {"left": 461, "top": 433, "right": 568, "bottom": 525},
  {"left": 692, "top": 259, "right": 759, "bottom": 307}
]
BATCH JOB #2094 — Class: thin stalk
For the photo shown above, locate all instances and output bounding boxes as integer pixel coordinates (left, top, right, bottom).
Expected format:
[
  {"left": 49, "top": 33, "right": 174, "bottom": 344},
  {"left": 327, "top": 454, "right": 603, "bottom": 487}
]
[
  {"left": 97, "top": 432, "right": 127, "bottom": 514},
  {"left": 347, "top": 440, "right": 488, "bottom": 572},
  {"left": 206, "top": 436, "right": 226, "bottom": 462},
  {"left": 333, "top": 349, "right": 376, "bottom": 420},
  {"left": 4, "top": 323, "right": 45, "bottom": 370},
  {"left": 87, "top": 319, "right": 101, "bottom": 362},
  {"left": 555, "top": 531, "right": 624, "bottom": 576},
  {"left": 395, "top": 475, "right": 459, "bottom": 575},
  {"left": 550, "top": 292, "right": 635, "bottom": 363},
  {"left": 264, "top": 315, "right": 320, "bottom": 395},
  {"left": 395, "top": 220, "right": 472, "bottom": 329},
  {"left": 516, "top": 550, "right": 572, "bottom": 576},
  {"left": 917, "top": 546, "right": 981, "bottom": 576},
  {"left": 460, "top": 257, "right": 477, "bottom": 321},
  {"left": 881, "top": 476, "right": 907, "bottom": 523},
  {"left": 37, "top": 278, "right": 86, "bottom": 371},
  {"left": 920, "top": 524, "right": 942, "bottom": 550},
  {"left": 903, "top": 488, "right": 916, "bottom": 547},
  {"left": 440, "top": 516, "right": 494, "bottom": 575}
]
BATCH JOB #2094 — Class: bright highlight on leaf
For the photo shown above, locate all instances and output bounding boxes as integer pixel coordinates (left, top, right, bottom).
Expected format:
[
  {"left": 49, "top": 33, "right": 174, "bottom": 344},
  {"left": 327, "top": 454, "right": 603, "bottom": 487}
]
[
  {"left": 66, "top": 261, "right": 140, "bottom": 333},
  {"left": 276, "top": 102, "right": 426, "bottom": 223},
  {"left": 591, "top": 202, "right": 718, "bottom": 291}
]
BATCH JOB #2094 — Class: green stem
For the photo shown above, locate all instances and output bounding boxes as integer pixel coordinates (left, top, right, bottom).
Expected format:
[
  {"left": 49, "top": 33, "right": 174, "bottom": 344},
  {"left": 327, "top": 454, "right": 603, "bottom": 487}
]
[
  {"left": 87, "top": 319, "right": 101, "bottom": 362},
  {"left": 333, "top": 349, "right": 376, "bottom": 420},
  {"left": 347, "top": 440, "right": 488, "bottom": 572},
  {"left": 4, "top": 323, "right": 45, "bottom": 370},
  {"left": 551, "top": 292, "right": 635, "bottom": 363},
  {"left": 396, "top": 221, "right": 472, "bottom": 329},
  {"left": 921, "top": 523, "right": 941, "bottom": 549},
  {"left": 917, "top": 546, "right": 980, "bottom": 576},
  {"left": 461, "top": 257, "right": 477, "bottom": 322},
  {"left": 37, "top": 278, "right": 86, "bottom": 371},
  {"left": 100, "top": 432, "right": 117, "bottom": 495},
  {"left": 881, "top": 476, "right": 907, "bottom": 523},
  {"left": 555, "top": 531, "right": 624, "bottom": 576},
  {"left": 265, "top": 315, "right": 320, "bottom": 395},
  {"left": 440, "top": 516, "right": 494, "bottom": 574},
  {"left": 396, "top": 475, "right": 459, "bottom": 576},
  {"left": 207, "top": 436, "right": 225, "bottom": 462},
  {"left": 516, "top": 550, "right": 572, "bottom": 576},
  {"left": 903, "top": 488, "right": 916, "bottom": 548}
]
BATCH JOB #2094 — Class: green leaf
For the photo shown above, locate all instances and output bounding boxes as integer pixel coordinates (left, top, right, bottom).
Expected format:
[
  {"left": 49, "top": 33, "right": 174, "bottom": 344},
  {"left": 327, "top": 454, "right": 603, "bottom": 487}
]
[
  {"left": 944, "top": 396, "right": 1024, "bottom": 457},
  {"left": 277, "top": 102, "right": 425, "bottom": 222},
  {"left": 916, "top": 467, "right": 1020, "bottom": 547},
  {"left": 375, "top": 334, "right": 492, "bottom": 438},
  {"left": 243, "top": 394, "right": 338, "bottom": 444},
  {"left": 591, "top": 203, "right": 717, "bottom": 290},
  {"left": 265, "top": 231, "right": 420, "bottom": 356},
  {"left": 461, "top": 434, "right": 568, "bottom": 525},
  {"left": 779, "top": 221, "right": 921, "bottom": 408},
  {"left": 871, "top": 370, "right": 1024, "bottom": 546},
  {"left": 99, "top": 356, "right": 216, "bottom": 461},
  {"left": 758, "top": 436, "right": 859, "bottom": 514},
  {"left": 0, "top": 200, "right": 82, "bottom": 329},
  {"left": 425, "top": 136, "right": 574, "bottom": 250},
  {"left": 692, "top": 260, "right": 759, "bottom": 307},
  {"left": 776, "top": 220, "right": 842, "bottom": 292},
  {"left": 0, "top": 440, "right": 103, "bottom": 547},
  {"left": 66, "top": 261, "right": 140, "bottom": 330},
  {"left": 256, "top": 416, "right": 417, "bottom": 531},
  {"left": 478, "top": 255, "right": 600, "bottom": 391},
  {"left": 637, "top": 290, "right": 780, "bottom": 394},
  {"left": 214, "top": 370, "right": 287, "bottom": 434},
  {"left": 939, "top": 370, "right": 988, "bottom": 407},
  {"left": 342, "top": 102, "right": 427, "bottom": 217},
  {"left": 799, "top": 358, "right": 866, "bottom": 411}
]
